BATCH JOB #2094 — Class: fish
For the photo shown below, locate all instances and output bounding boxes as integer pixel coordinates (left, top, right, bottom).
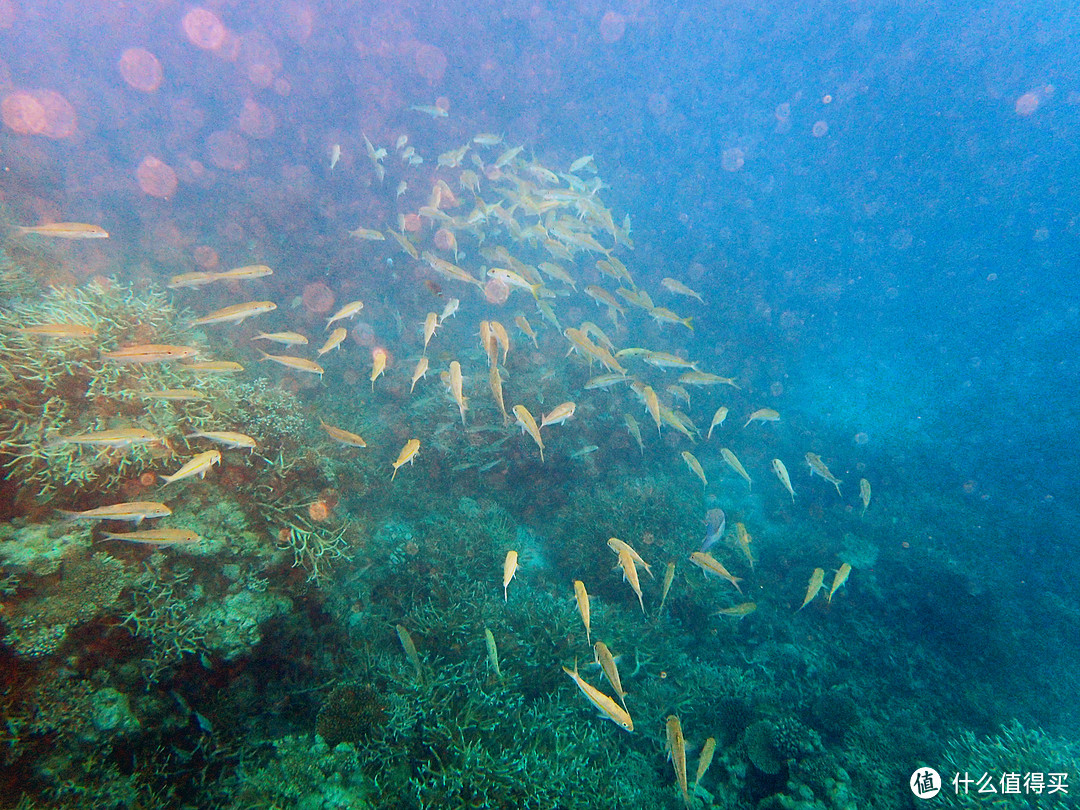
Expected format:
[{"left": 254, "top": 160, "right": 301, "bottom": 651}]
[
  {"left": 390, "top": 439, "right": 420, "bottom": 480},
  {"left": 606, "top": 537, "right": 653, "bottom": 579},
  {"left": 484, "top": 628, "right": 502, "bottom": 679},
  {"left": 16, "top": 322, "right": 96, "bottom": 339},
  {"left": 805, "top": 452, "right": 843, "bottom": 496},
  {"left": 326, "top": 300, "right": 365, "bottom": 328},
  {"left": 584, "top": 373, "right": 628, "bottom": 390},
  {"left": 317, "top": 328, "right": 347, "bottom": 356},
  {"left": 329, "top": 143, "right": 341, "bottom": 169},
  {"left": 661, "top": 277, "right": 705, "bottom": 303},
  {"left": 102, "top": 528, "right": 202, "bottom": 545},
  {"left": 512, "top": 404, "right": 545, "bottom": 462},
  {"left": 503, "top": 550, "right": 519, "bottom": 600},
  {"left": 180, "top": 360, "right": 244, "bottom": 373},
  {"left": 772, "top": 458, "right": 796, "bottom": 502},
  {"left": 701, "top": 508, "right": 726, "bottom": 552},
  {"left": 666, "top": 715, "right": 690, "bottom": 808},
  {"left": 60, "top": 501, "right": 172, "bottom": 523},
  {"left": 695, "top": 737, "right": 717, "bottom": 791},
  {"left": 387, "top": 229, "right": 419, "bottom": 259},
  {"left": 568, "top": 154, "right": 597, "bottom": 173},
  {"left": 828, "top": 563, "right": 852, "bottom": 603},
  {"left": 53, "top": 428, "right": 161, "bottom": 448},
  {"left": 184, "top": 431, "right": 257, "bottom": 450},
  {"left": 440, "top": 297, "right": 459, "bottom": 322},
  {"left": 319, "top": 420, "right": 367, "bottom": 448},
  {"left": 562, "top": 660, "right": 634, "bottom": 733},
  {"left": 624, "top": 413, "right": 644, "bottom": 455},
  {"left": 160, "top": 450, "right": 221, "bottom": 484},
  {"left": 679, "top": 371, "right": 740, "bottom": 388},
  {"left": 514, "top": 314, "right": 539, "bottom": 348},
  {"left": 541, "top": 401, "right": 576, "bottom": 428},
  {"left": 395, "top": 624, "right": 424, "bottom": 684},
  {"left": 101, "top": 344, "right": 199, "bottom": 363},
  {"left": 410, "top": 104, "right": 448, "bottom": 118},
  {"left": 649, "top": 307, "right": 693, "bottom": 331},
  {"left": 167, "top": 271, "right": 220, "bottom": 289},
  {"left": 734, "top": 522, "right": 755, "bottom": 570},
  {"left": 138, "top": 389, "right": 207, "bottom": 401},
  {"left": 657, "top": 561, "right": 676, "bottom": 615},
  {"left": 797, "top": 568, "right": 826, "bottom": 611},
  {"left": 473, "top": 132, "right": 504, "bottom": 147},
  {"left": 720, "top": 448, "right": 752, "bottom": 490},
  {"left": 488, "top": 267, "right": 541, "bottom": 299},
  {"left": 410, "top": 356, "right": 429, "bottom": 393},
  {"left": 192, "top": 301, "right": 277, "bottom": 326},
  {"left": 347, "top": 226, "right": 385, "bottom": 241},
  {"left": 713, "top": 602, "right": 757, "bottom": 617},
  {"left": 573, "top": 580, "right": 591, "bottom": 644},
  {"left": 489, "top": 320, "right": 511, "bottom": 364},
  {"left": 449, "top": 361, "right": 469, "bottom": 425},
  {"left": 615, "top": 547, "right": 645, "bottom": 612},
  {"left": 253, "top": 331, "right": 309, "bottom": 346},
  {"left": 681, "top": 451, "right": 707, "bottom": 489},
  {"left": 593, "top": 641, "right": 628, "bottom": 709},
  {"left": 422, "top": 251, "right": 483, "bottom": 288},
  {"left": 688, "top": 551, "right": 743, "bottom": 593},
  {"left": 257, "top": 351, "right": 324, "bottom": 376},
  {"left": 422, "top": 312, "right": 439, "bottom": 353},
  {"left": 570, "top": 445, "right": 599, "bottom": 459},
  {"left": 642, "top": 386, "right": 662, "bottom": 435},
  {"left": 216, "top": 264, "right": 273, "bottom": 281},
  {"left": 744, "top": 407, "right": 780, "bottom": 428},
  {"left": 16, "top": 222, "right": 108, "bottom": 239},
  {"left": 488, "top": 365, "right": 509, "bottom": 425},
  {"left": 370, "top": 347, "right": 388, "bottom": 390},
  {"left": 494, "top": 144, "right": 524, "bottom": 168},
  {"left": 860, "top": 478, "right": 871, "bottom": 516},
  {"left": 642, "top": 351, "right": 697, "bottom": 370}
]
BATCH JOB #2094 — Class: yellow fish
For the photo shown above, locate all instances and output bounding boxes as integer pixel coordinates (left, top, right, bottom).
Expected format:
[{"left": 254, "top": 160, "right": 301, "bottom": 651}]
[
  {"left": 657, "top": 561, "right": 676, "bottom": 616},
  {"left": 562, "top": 660, "right": 634, "bottom": 733},
  {"left": 593, "top": 641, "right": 628, "bottom": 709},
  {"left": 422, "top": 312, "right": 439, "bottom": 353},
  {"left": 193, "top": 301, "right": 276, "bottom": 326},
  {"left": 449, "top": 361, "right": 468, "bottom": 425},
  {"left": 101, "top": 344, "right": 199, "bottom": 363},
  {"left": 665, "top": 715, "right": 690, "bottom": 807},
  {"left": 16, "top": 222, "right": 108, "bottom": 238},
  {"left": 679, "top": 371, "right": 740, "bottom": 388},
  {"left": 624, "top": 413, "right": 644, "bottom": 455},
  {"left": 744, "top": 407, "right": 780, "bottom": 428},
  {"left": 253, "top": 331, "right": 308, "bottom": 346},
  {"left": 607, "top": 537, "right": 654, "bottom": 578},
  {"left": 541, "top": 401, "right": 576, "bottom": 428},
  {"left": 860, "top": 478, "right": 871, "bottom": 516},
  {"left": 490, "top": 320, "right": 510, "bottom": 363},
  {"left": 167, "top": 271, "right": 220, "bottom": 289},
  {"left": 615, "top": 547, "right": 645, "bottom": 612},
  {"left": 60, "top": 501, "right": 171, "bottom": 523},
  {"left": 805, "top": 452, "right": 843, "bottom": 496},
  {"left": 395, "top": 624, "right": 424, "bottom": 684},
  {"left": 103, "top": 528, "right": 202, "bottom": 545},
  {"left": 17, "top": 322, "right": 96, "bottom": 339},
  {"left": 489, "top": 365, "right": 509, "bottom": 426},
  {"left": 326, "top": 300, "right": 365, "bottom": 328},
  {"left": 317, "top": 328, "right": 347, "bottom": 356},
  {"left": 828, "top": 563, "right": 852, "bottom": 603},
  {"left": 661, "top": 277, "right": 704, "bottom": 303},
  {"left": 160, "top": 450, "right": 221, "bottom": 484},
  {"left": 184, "top": 431, "right": 256, "bottom": 449},
  {"left": 689, "top": 551, "right": 743, "bottom": 593},
  {"left": 798, "top": 568, "right": 826, "bottom": 611},
  {"left": 411, "top": 356, "right": 430, "bottom": 393},
  {"left": 347, "top": 226, "right": 385, "bottom": 241},
  {"left": 257, "top": 351, "right": 324, "bottom": 376},
  {"left": 319, "top": 420, "right": 366, "bottom": 448},
  {"left": 370, "top": 347, "right": 388, "bottom": 390},
  {"left": 681, "top": 451, "right": 707, "bottom": 490},
  {"left": 440, "top": 297, "right": 459, "bottom": 322},
  {"left": 391, "top": 439, "right": 420, "bottom": 480},
  {"left": 138, "top": 389, "right": 207, "bottom": 401},
  {"left": 512, "top": 404, "right": 545, "bottom": 462},
  {"left": 642, "top": 385, "right": 662, "bottom": 435},
  {"left": 180, "top": 360, "right": 244, "bottom": 373},
  {"left": 707, "top": 406, "right": 728, "bottom": 440},
  {"left": 503, "top": 550, "right": 519, "bottom": 600},
  {"left": 771, "top": 458, "right": 796, "bottom": 502},
  {"left": 713, "top": 602, "right": 757, "bottom": 617},
  {"left": 734, "top": 522, "right": 755, "bottom": 570},
  {"left": 696, "top": 737, "right": 717, "bottom": 790},
  {"left": 53, "top": 428, "right": 161, "bottom": 448},
  {"left": 515, "top": 314, "right": 539, "bottom": 348},
  {"left": 573, "top": 580, "right": 591, "bottom": 645},
  {"left": 720, "top": 448, "right": 752, "bottom": 490},
  {"left": 216, "top": 264, "right": 272, "bottom": 281}
]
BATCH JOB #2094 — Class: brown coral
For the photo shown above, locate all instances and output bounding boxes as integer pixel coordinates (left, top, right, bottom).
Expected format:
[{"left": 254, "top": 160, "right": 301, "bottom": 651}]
[{"left": 315, "top": 682, "right": 386, "bottom": 746}]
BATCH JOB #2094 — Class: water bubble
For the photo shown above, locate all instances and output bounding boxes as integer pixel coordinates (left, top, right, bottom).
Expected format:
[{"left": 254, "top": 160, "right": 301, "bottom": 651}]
[
  {"left": 119, "top": 48, "right": 163, "bottom": 92},
  {"left": 599, "top": 11, "right": 626, "bottom": 43},
  {"left": 136, "top": 155, "right": 178, "bottom": 198},
  {"left": 812, "top": 120, "right": 828, "bottom": 137}
]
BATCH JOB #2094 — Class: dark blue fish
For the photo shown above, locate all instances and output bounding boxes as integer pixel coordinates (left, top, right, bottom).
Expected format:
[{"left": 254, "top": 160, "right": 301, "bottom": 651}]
[{"left": 701, "top": 508, "right": 725, "bottom": 552}]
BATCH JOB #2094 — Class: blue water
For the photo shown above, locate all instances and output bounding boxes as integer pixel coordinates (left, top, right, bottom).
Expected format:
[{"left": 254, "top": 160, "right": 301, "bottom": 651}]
[{"left": 1, "top": 1, "right": 1079, "bottom": 807}]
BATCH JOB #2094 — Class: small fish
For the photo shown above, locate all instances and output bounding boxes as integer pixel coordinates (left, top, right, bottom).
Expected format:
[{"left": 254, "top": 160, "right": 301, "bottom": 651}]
[
  {"left": 16, "top": 222, "right": 108, "bottom": 239},
  {"left": 422, "top": 312, "right": 439, "bottom": 353},
  {"left": 805, "top": 452, "right": 843, "bottom": 496},
  {"left": 490, "top": 321, "right": 511, "bottom": 364},
  {"left": 701, "top": 508, "right": 726, "bottom": 552},
  {"left": 440, "top": 297, "right": 460, "bottom": 322},
  {"left": 488, "top": 267, "right": 541, "bottom": 299},
  {"left": 734, "top": 522, "right": 755, "bottom": 570},
  {"left": 570, "top": 445, "right": 599, "bottom": 459},
  {"left": 642, "top": 351, "right": 697, "bottom": 370},
  {"left": 319, "top": 420, "right": 367, "bottom": 448},
  {"left": 326, "top": 300, "right": 365, "bottom": 328},
  {"left": 624, "top": 413, "right": 644, "bottom": 455},
  {"left": 192, "top": 301, "right": 277, "bottom": 326},
  {"left": 514, "top": 314, "right": 539, "bottom": 348},
  {"left": 744, "top": 407, "right": 780, "bottom": 428},
  {"left": 253, "top": 331, "right": 308, "bottom": 346},
  {"left": 370, "top": 347, "right": 388, "bottom": 390},
  {"left": 503, "top": 549, "right": 519, "bottom": 600},
  {"left": 102, "top": 344, "right": 199, "bottom": 363},
  {"left": 689, "top": 551, "right": 743, "bottom": 593},
  {"left": 713, "top": 602, "right": 757, "bottom": 617},
  {"left": 859, "top": 478, "right": 871, "bottom": 516},
  {"left": 772, "top": 458, "right": 796, "bottom": 502},
  {"left": 410, "top": 103, "right": 448, "bottom": 118},
  {"left": 167, "top": 271, "right": 220, "bottom": 289},
  {"left": 720, "top": 448, "right": 752, "bottom": 490},
  {"left": 828, "top": 563, "right": 852, "bottom": 603},
  {"left": 216, "top": 264, "right": 273, "bottom": 281},
  {"left": 16, "top": 322, "right": 96, "bottom": 339},
  {"left": 449, "top": 361, "right": 468, "bottom": 425},
  {"left": 180, "top": 360, "right": 244, "bottom": 373},
  {"left": 347, "top": 226, "right": 385, "bottom": 241},
  {"left": 396, "top": 180, "right": 408, "bottom": 198},
  {"left": 797, "top": 568, "right": 826, "bottom": 611},
  {"left": 484, "top": 627, "right": 502, "bottom": 679},
  {"left": 102, "top": 528, "right": 202, "bottom": 545},
  {"left": 661, "top": 277, "right": 705, "bottom": 304},
  {"left": 593, "top": 641, "right": 628, "bottom": 709},
  {"left": 53, "top": 428, "right": 161, "bottom": 448},
  {"left": 657, "top": 561, "right": 676, "bottom": 615},
  {"left": 695, "top": 738, "right": 717, "bottom": 791},
  {"left": 411, "top": 356, "right": 430, "bottom": 393},
  {"left": 649, "top": 306, "right": 693, "bottom": 331},
  {"left": 473, "top": 132, "right": 504, "bottom": 147},
  {"left": 642, "top": 386, "right": 662, "bottom": 435},
  {"left": 390, "top": 439, "right": 420, "bottom": 480},
  {"left": 541, "top": 401, "right": 576, "bottom": 428},
  {"left": 489, "top": 365, "right": 509, "bottom": 425},
  {"left": 317, "top": 328, "right": 347, "bottom": 356},
  {"left": 666, "top": 715, "right": 690, "bottom": 808},
  {"left": 584, "top": 373, "right": 628, "bottom": 390},
  {"left": 329, "top": 143, "right": 341, "bottom": 169},
  {"left": 681, "top": 450, "right": 707, "bottom": 490},
  {"left": 185, "top": 431, "right": 257, "bottom": 450},
  {"left": 607, "top": 537, "right": 653, "bottom": 578},
  {"left": 257, "top": 351, "right": 324, "bottom": 376},
  {"left": 568, "top": 154, "right": 596, "bottom": 173},
  {"left": 494, "top": 144, "right": 524, "bottom": 168},
  {"left": 396, "top": 624, "right": 424, "bottom": 684},
  {"left": 61, "top": 501, "right": 171, "bottom": 523},
  {"left": 573, "top": 580, "right": 591, "bottom": 644},
  {"left": 160, "top": 450, "right": 221, "bottom": 484},
  {"left": 387, "top": 229, "right": 419, "bottom": 259},
  {"left": 138, "top": 389, "right": 207, "bottom": 401},
  {"left": 679, "top": 371, "right": 740, "bottom": 388},
  {"left": 512, "top": 404, "right": 545, "bottom": 462},
  {"left": 615, "top": 547, "right": 645, "bottom": 612},
  {"left": 562, "top": 660, "right": 634, "bottom": 733}
]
